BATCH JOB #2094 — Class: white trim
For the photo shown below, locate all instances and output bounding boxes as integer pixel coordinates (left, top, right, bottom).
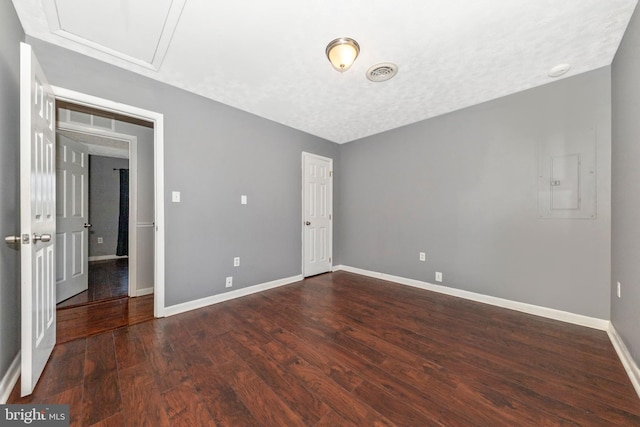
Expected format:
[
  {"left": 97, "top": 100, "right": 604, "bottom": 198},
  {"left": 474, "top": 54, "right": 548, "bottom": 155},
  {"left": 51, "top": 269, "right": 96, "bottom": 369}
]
[
  {"left": 52, "top": 86, "right": 166, "bottom": 318},
  {"left": 128, "top": 139, "right": 138, "bottom": 297},
  {"left": 607, "top": 324, "right": 640, "bottom": 399},
  {"left": 0, "top": 352, "right": 21, "bottom": 404},
  {"left": 135, "top": 287, "right": 154, "bottom": 297},
  {"left": 88, "top": 255, "right": 128, "bottom": 262},
  {"left": 334, "top": 265, "right": 609, "bottom": 330},
  {"left": 164, "top": 275, "right": 303, "bottom": 317}
]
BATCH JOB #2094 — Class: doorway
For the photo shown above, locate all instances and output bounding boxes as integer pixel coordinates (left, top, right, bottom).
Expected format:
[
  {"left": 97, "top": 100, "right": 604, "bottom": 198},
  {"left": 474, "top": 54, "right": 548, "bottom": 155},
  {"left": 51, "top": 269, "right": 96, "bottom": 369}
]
[
  {"left": 302, "top": 152, "right": 334, "bottom": 277},
  {"left": 54, "top": 101, "right": 153, "bottom": 309}
]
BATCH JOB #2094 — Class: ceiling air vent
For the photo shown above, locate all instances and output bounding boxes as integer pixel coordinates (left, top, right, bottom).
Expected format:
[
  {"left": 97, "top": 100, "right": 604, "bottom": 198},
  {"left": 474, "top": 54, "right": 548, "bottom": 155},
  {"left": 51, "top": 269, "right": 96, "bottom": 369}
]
[{"left": 366, "top": 63, "right": 398, "bottom": 82}]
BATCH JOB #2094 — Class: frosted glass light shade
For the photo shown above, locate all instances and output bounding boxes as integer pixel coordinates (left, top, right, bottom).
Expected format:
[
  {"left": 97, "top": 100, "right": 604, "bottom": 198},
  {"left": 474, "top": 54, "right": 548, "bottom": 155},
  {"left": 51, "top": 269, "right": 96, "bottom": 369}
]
[{"left": 326, "top": 38, "right": 360, "bottom": 72}]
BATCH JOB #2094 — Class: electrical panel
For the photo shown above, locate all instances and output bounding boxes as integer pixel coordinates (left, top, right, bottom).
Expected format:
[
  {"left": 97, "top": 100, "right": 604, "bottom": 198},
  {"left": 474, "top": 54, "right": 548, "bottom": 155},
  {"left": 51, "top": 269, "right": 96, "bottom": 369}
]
[{"left": 538, "top": 127, "right": 596, "bottom": 219}]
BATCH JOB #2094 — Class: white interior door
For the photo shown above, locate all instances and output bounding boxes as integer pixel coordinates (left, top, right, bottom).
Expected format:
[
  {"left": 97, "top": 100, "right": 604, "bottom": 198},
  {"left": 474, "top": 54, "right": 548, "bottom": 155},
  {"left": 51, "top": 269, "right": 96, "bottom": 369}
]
[
  {"left": 20, "top": 42, "right": 57, "bottom": 396},
  {"left": 55, "top": 137, "right": 88, "bottom": 303},
  {"left": 302, "top": 152, "right": 333, "bottom": 277}
]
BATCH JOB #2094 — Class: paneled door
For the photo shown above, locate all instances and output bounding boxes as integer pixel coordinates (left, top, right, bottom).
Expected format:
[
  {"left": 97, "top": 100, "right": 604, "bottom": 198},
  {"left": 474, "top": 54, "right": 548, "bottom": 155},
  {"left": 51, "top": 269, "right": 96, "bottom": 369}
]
[
  {"left": 302, "top": 152, "right": 333, "bottom": 277},
  {"left": 19, "top": 42, "right": 57, "bottom": 396},
  {"left": 56, "top": 137, "right": 89, "bottom": 303}
]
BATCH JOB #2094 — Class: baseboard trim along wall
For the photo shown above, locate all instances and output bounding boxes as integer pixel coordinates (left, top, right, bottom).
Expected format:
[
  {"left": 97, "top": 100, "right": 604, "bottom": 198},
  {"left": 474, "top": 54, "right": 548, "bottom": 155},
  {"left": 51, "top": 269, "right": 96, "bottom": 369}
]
[
  {"left": 136, "top": 287, "right": 154, "bottom": 297},
  {"left": 333, "top": 265, "right": 610, "bottom": 330},
  {"left": 332, "top": 265, "right": 640, "bottom": 398},
  {"left": 0, "top": 352, "right": 20, "bottom": 404},
  {"left": 88, "top": 255, "right": 128, "bottom": 262},
  {"left": 608, "top": 324, "right": 640, "bottom": 399},
  {"left": 164, "top": 274, "right": 304, "bottom": 317}
]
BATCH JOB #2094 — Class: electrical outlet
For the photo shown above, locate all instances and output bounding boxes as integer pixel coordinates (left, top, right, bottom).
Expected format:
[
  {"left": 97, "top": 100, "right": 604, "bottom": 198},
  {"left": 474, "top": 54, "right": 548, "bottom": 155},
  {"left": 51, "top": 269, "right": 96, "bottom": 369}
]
[
  {"left": 617, "top": 281, "right": 621, "bottom": 298},
  {"left": 225, "top": 276, "right": 233, "bottom": 288},
  {"left": 234, "top": 257, "right": 240, "bottom": 267},
  {"left": 97, "top": 237, "right": 103, "bottom": 244},
  {"left": 241, "top": 195, "right": 247, "bottom": 205},
  {"left": 419, "top": 252, "right": 426, "bottom": 262},
  {"left": 435, "top": 272, "right": 443, "bottom": 282}
]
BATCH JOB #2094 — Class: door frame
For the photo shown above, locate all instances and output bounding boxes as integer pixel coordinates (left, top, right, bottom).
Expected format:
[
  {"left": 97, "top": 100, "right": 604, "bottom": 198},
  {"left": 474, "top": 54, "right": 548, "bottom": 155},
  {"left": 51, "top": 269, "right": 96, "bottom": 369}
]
[
  {"left": 55, "top": 124, "right": 138, "bottom": 297},
  {"left": 301, "top": 152, "right": 333, "bottom": 277},
  {"left": 52, "top": 86, "right": 166, "bottom": 317}
]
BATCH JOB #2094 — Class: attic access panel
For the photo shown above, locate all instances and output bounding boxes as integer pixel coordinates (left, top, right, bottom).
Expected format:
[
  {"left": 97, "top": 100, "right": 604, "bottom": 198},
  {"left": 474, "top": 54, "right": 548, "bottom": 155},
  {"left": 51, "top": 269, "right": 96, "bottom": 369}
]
[
  {"left": 42, "top": 0, "right": 186, "bottom": 69},
  {"left": 538, "top": 127, "right": 596, "bottom": 219}
]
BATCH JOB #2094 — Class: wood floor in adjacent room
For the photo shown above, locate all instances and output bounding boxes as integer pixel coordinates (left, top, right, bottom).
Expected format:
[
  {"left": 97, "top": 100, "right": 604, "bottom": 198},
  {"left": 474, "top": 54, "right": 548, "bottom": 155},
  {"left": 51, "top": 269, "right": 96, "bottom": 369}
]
[{"left": 9, "top": 271, "right": 640, "bottom": 426}]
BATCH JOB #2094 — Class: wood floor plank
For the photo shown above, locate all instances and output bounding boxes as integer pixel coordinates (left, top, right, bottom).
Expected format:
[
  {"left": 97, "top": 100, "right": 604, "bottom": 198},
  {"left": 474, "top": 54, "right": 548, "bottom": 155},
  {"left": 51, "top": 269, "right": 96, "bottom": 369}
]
[
  {"left": 56, "top": 295, "right": 154, "bottom": 344},
  {"left": 187, "top": 363, "right": 258, "bottom": 427},
  {"left": 81, "top": 371, "right": 121, "bottom": 426},
  {"left": 113, "top": 327, "right": 147, "bottom": 369},
  {"left": 118, "top": 363, "right": 171, "bottom": 427},
  {"left": 217, "top": 341, "right": 308, "bottom": 427},
  {"left": 161, "top": 381, "right": 216, "bottom": 427},
  {"left": 313, "top": 410, "right": 358, "bottom": 427},
  {"left": 136, "top": 323, "right": 189, "bottom": 392},
  {"left": 227, "top": 328, "right": 331, "bottom": 425},
  {"left": 45, "top": 385, "right": 84, "bottom": 427},
  {"left": 8, "top": 271, "right": 640, "bottom": 426}
]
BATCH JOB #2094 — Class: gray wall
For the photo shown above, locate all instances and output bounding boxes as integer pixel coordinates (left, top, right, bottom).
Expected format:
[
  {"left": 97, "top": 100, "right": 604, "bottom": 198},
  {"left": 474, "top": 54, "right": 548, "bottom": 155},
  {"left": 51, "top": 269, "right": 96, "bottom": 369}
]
[
  {"left": 339, "top": 68, "right": 612, "bottom": 319},
  {"left": 26, "top": 37, "right": 340, "bottom": 307},
  {"left": 612, "top": 3, "right": 640, "bottom": 366},
  {"left": 88, "top": 155, "right": 129, "bottom": 257},
  {"left": 0, "top": 1, "right": 23, "bottom": 395}
]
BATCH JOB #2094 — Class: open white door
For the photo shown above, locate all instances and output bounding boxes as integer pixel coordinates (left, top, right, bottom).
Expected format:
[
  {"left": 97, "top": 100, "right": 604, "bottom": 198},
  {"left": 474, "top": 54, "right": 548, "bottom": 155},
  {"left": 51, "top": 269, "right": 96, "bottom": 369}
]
[
  {"left": 302, "top": 152, "right": 333, "bottom": 277},
  {"left": 55, "top": 137, "right": 89, "bottom": 303},
  {"left": 20, "top": 43, "right": 57, "bottom": 396}
]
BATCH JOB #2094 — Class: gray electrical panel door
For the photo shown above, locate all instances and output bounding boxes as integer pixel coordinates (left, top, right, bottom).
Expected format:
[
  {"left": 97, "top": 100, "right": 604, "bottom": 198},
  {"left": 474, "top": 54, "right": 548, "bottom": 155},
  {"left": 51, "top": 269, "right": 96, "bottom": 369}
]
[{"left": 538, "top": 127, "right": 596, "bottom": 219}]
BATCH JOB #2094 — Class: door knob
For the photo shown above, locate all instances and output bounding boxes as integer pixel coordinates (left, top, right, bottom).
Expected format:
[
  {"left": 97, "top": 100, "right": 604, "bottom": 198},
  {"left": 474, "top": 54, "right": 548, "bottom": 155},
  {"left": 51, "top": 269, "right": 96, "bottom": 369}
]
[
  {"left": 4, "top": 235, "right": 20, "bottom": 244},
  {"left": 32, "top": 233, "right": 51, "bottom": 243},
  {"left": 84, "top": 223, "right": 92, "bottom": 228},
  {"left": 305, "top": 221, "right": 311, "bottom": 226}
]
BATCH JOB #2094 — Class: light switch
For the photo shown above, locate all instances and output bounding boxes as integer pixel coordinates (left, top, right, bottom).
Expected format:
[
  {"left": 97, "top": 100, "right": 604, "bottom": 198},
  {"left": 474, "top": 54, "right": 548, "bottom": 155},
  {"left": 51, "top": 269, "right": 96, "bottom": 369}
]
[
  {"left": 241, "top": 195, "right": 247, "bottom": 205},
  {"left": 172, "top": 191, "right": 181, "bottom": 203}
]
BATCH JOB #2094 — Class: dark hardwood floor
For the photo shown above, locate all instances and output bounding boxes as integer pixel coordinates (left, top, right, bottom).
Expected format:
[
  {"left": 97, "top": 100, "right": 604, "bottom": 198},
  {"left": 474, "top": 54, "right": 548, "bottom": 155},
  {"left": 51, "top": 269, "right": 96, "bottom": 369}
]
[
  {"left": 56, "top": 294, "right": 154, "bottom": 344},
  {"left": 9, "top": 271, "right": 640, "bottom": 426},
  {"left": 58, "top": 259, "right": 129, "bottom": 308}
]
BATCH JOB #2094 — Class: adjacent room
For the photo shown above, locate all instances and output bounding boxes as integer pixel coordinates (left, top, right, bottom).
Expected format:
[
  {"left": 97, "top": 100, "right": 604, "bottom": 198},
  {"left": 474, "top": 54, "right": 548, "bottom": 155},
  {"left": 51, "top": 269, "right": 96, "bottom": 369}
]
[{"left": 1, "top": 1, "right": 639, "bottom": 425}]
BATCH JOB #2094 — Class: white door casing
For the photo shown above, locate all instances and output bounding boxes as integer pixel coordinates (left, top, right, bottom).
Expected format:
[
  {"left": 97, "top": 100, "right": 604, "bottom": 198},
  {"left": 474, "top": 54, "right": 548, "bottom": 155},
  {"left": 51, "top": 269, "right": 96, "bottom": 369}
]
[
  {"left": 52, "top": 86, "right": 165, "bottom": 318},
  {"left": 302, "top": 152, "right": 333, "bottom": 277},
  {"left": 20, "top": 42, "right": 56, "bottom": 396},
  {"left": 55, "top": 137, "right": 89, "bottom": 303}
]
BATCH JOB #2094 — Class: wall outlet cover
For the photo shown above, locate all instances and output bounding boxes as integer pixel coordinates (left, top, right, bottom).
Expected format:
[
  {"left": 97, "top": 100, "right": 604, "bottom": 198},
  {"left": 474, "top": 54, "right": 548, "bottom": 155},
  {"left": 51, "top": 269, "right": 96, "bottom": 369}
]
[{"left": 225, "top": 276, "right": 233, "bottom": 288}]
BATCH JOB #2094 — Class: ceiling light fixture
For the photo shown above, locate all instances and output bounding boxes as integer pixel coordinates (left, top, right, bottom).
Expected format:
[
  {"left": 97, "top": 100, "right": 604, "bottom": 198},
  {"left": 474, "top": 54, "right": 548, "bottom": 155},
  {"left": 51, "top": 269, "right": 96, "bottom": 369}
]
[{"left": 326, "top": 37, "right": 360, "bottom": 72}]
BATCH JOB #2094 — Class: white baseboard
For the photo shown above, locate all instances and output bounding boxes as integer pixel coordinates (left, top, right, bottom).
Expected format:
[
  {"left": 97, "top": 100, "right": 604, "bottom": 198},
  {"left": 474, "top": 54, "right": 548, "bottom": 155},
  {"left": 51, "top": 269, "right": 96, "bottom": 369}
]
[
  {"left": 88, "top": 255, "right": 128, "bottom": 262},
  {"left": 164, "top": 274, "right": 303, "bottom": 317},
  {"left": 135, "top": 287, "right": 154, "bottom": 297},
  {"left": 607, "top": 324, "right": 640, "bottom": 399},
  {"left": 0, "top": 352, "right": 20, "bottom": 404},
  {"left": 333, "top": 265, "right": 609, "bottom": 331}
]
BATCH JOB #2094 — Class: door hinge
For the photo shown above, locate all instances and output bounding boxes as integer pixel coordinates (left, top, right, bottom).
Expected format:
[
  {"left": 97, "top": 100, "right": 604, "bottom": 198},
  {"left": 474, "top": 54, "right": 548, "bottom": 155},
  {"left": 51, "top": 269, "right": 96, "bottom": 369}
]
[
  {"left": 329, "top": 214, "right": 332, "bottom": 220},
  {"left": 329, "top": 257, "right": 332, "bottom": 263},
  {"left": 329, "top": 171, "right": 333, "bottom": 177}
]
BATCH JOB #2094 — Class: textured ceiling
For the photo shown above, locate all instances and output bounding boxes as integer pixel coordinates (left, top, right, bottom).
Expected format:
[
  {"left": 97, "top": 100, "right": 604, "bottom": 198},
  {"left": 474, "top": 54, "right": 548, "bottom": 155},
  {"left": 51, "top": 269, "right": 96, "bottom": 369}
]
[{"left": 12, "top": 0, "right": 639, "bottom": 143}]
